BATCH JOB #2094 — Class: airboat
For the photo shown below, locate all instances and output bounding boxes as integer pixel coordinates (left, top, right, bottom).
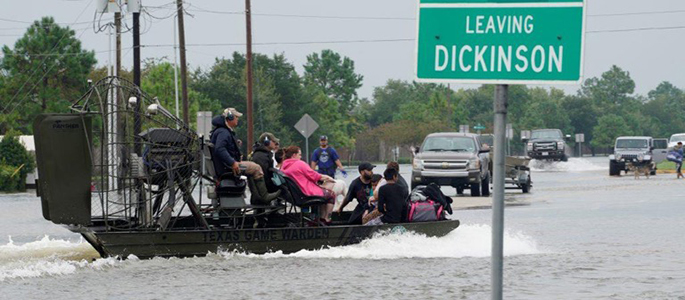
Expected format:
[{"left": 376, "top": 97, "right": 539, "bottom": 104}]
[{"left": 33, "top": 77, "right": 459, "bottom": 259}]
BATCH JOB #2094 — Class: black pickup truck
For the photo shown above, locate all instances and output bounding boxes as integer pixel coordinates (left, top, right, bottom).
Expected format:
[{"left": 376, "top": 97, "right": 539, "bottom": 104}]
[{"left": 523, "top": 129, "right": 571, "bottom": 161}]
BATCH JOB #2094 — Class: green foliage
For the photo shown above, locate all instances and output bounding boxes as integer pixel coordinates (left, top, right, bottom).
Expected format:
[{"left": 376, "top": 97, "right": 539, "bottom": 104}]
[
  {"left": 0, "top": 132, "right": 35, "bottom": 192},
  {"left": 591, "top": 114, "right": 632, "bottom": 148},
  {"left": 303, "top": 49, "right": 363, "bottom": 114},
  {"left": 657, "top": 160, "right": 676, "bottom": 171},
  {"left": 192, "top": 52, "right": 306, "bottom": 150},
  {"left": 0, "top": 16, "right": 96, "bottom": 134},
  {"left": 141, "top": 60, "right": 221, "bottom": 131}
]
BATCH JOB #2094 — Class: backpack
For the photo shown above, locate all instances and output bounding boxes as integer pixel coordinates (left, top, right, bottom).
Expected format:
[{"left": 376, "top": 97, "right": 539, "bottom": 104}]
[
  {"left": 408, "top": 200, "right": 444, "bottom": 222},
  {"left": 407, "top": 187, "right": 445, "bottom": 222}
]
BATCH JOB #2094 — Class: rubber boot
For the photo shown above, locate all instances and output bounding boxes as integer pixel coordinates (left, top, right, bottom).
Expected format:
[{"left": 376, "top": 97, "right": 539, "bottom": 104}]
[{"left": 253, "top": 177, "right": 280, "bottom": 204}]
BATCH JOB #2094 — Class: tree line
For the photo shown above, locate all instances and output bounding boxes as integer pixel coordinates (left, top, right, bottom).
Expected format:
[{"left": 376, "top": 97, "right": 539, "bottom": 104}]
[{"left": 2, "top": 17, "right": 685, "bottom": 162}]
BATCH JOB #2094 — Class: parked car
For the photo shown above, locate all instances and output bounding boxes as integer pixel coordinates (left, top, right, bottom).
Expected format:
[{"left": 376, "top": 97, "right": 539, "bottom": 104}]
[
  {"left": 668, "top": 133, "right": 685, "bottom": 149},
  {"left": 411, "top": 132, "right": 490, "bottom": 196},
  {"left": 609, "top": 136, "right": 656, "bottom": 176}
]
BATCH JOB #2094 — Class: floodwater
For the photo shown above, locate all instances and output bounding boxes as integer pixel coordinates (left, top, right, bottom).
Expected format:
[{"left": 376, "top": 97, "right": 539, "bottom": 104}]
[{"left": 2, "top": 157, "right": 685, "bottom": 299}]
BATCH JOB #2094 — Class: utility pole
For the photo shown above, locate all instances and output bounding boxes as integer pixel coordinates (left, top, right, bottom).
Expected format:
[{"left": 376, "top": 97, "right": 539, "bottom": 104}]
[
  {"left": 176, "top": 0, "right": 189, "bottom": 124},
  {"left": 115, "top": 10, "right": 124, "bottom": 192},
  {"left": 245, "top": 0, "right": 254, "bottom": 149},
  {"left": 133, "top": 8, "right": 142, "bottom": 155}
]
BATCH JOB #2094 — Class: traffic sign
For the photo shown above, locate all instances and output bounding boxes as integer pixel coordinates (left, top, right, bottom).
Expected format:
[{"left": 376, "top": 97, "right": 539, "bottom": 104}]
[
  {"left": 415, "top": 0, "right": 586, "bottom": 84},
  {"left": 474, "top": 124, "right": 486, "bottom": 130},
  {"left": 294, "top": 114, "right": 319, "bottom": 139}
]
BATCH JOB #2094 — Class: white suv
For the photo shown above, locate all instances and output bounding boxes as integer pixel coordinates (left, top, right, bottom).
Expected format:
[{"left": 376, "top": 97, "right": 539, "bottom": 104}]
[{"left": 668, "top": 133, "right": 685, "bottom": 149}]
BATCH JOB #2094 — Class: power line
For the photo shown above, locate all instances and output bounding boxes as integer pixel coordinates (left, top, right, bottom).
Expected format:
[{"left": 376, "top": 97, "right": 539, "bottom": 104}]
[
  {"left": 588, "top": 9, "right": 685, "bottom": 17},
  {"left": 587, "top": 25, "right": 685, "bottom": 34},
  {"left": 0, "top": 16, "right": 108, "bottom": 26},
  {"left": 0, "top": 47, "right": 131, "bottom": 58},
  {"left": 142, "top": 38, "right": 415, "bottom": 48}
]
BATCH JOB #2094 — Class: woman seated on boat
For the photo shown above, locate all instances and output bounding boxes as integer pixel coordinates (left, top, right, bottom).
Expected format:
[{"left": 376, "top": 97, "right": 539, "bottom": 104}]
[
  {"left": 365, "top": 168, "right": 408, "bottom": 226},
  {"left": 281, "top": 146, "right": 337, "bottom": 224}
]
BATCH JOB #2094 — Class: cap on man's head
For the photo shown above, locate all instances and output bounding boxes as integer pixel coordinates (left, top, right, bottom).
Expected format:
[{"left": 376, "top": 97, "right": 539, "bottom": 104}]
[
  {"left": 259, "top": 132, "right": 280, "bottom": 144},
  {"left": 222, "top": 107, "right": 244, "bottom": 118},
  {"left": 358, "top": 162, "right": 376, "bottom": 172},
  {"left": 320, "top": 135, "right": 328, "bottom": 141}
]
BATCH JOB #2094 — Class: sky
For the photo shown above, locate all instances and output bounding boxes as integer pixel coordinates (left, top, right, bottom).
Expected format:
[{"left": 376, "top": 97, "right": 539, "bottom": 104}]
[{"left": 1, "top": 0, "right": 684, "bottom": 101}]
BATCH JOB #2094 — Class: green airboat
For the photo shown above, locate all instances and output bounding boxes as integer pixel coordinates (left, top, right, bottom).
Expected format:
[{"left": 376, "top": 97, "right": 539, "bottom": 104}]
[{"left": 33, "top": 77, "right": 460, "bottom": 259}]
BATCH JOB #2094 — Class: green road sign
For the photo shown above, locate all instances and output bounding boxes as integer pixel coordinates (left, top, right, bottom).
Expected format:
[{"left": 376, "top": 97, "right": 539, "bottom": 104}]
[
  {"left": 474, "top": 124, "right": 486, "bottom": 130},
  {"left": 415, "top": 0, "right": 586, "bottom": 84}
]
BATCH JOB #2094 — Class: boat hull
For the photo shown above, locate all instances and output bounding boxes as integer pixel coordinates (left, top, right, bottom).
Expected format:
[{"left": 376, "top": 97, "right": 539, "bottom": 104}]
[{"left": 76, "top": 220, "right": 460, "bottom": 258}]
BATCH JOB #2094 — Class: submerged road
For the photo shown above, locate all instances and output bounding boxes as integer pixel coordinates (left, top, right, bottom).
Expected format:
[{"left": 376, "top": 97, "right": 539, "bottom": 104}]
[{"left": 1, "top": 157, "right": 684, "bottom": 299}]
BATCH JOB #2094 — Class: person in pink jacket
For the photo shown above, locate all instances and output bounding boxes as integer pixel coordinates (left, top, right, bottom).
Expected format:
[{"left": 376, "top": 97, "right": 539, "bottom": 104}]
[{"left": 281, "top": 146, "right": 336, "bottom": 223}]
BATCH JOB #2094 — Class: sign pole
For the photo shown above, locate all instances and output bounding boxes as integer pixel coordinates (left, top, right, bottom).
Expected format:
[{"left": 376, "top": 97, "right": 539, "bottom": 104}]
[
  {"left": 492, "top": 84, "right": 508, "bottom": 300},
  {"left": 306, "top": 136, "right": 310, "bottom": 164}
]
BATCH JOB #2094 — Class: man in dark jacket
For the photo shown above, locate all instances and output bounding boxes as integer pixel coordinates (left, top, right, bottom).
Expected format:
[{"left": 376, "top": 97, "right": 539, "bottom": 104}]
[
  {"left": 251, "top": 132, "right": 280, "bottom": 194},
  {"left": 210, "top": 108, "right": 279, "bottom": 203}
]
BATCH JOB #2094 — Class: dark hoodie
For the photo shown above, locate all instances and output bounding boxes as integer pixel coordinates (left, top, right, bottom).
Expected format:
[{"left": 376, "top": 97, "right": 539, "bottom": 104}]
[
  {"left": 251, "top": 145, "right": 277, "bottom": 192},
  {"left": 210, "top": 115, "right": 242, "bottom": 177}
]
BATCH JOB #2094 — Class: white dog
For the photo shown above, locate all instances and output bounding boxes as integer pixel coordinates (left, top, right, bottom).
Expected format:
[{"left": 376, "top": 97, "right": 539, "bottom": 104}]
[{"left": 321, "top": 179, "right": 348, "bottom": 202}]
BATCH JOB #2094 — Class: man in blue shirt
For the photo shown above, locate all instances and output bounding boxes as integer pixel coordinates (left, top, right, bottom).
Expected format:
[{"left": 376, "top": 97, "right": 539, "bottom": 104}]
[{"left": 310, "top": 135, "right": 346, "bottom": 178}]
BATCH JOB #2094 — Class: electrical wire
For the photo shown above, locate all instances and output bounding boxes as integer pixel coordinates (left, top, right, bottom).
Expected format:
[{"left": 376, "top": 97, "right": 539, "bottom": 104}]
[
  {"left": 587, "top": 25, "right": 685, "bottom": 34},
  {"left": 142, "top": 38, "right": 415, "bottom": 48}
]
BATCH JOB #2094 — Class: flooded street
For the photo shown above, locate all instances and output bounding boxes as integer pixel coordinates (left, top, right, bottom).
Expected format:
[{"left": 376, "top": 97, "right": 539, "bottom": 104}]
[{"left": 2, "top": 157, "right": 685, "bottom": 299}]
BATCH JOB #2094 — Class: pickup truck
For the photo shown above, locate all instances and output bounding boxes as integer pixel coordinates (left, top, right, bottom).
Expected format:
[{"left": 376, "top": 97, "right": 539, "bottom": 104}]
[
  {"left": 411, "top": 132, "right": 490, "bottom": 196},
  {"left": 523, "top": 129, "right": 571, "bottom": 161}
]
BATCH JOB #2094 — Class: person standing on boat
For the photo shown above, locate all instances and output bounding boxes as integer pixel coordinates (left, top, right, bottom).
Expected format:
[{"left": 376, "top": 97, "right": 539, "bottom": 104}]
[
  {"left": 336, "top": 162, "right": 375, "bottom": 224},
  {"left": 281, "top": 146, "right": 337, "bottom": 223},
  {"left": 310, "top": 135, "right": 347, "bottom": 178},
  {"left": 210, "top": 108, "right": 279, "bottom": 202}
]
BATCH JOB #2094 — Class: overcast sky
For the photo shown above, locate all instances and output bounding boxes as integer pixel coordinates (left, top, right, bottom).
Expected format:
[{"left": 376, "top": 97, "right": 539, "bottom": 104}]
[{"left": 1, "top": 0, "right": 684, "bottom": 100}]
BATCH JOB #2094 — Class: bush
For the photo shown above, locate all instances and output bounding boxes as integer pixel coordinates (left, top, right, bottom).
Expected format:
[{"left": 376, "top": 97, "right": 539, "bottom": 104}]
[
  {"left": 0, "top": 164, "right": 22, "bottom": 191},
  {"left": 0, "top": 133, "right": 34, "bottom": 192}
]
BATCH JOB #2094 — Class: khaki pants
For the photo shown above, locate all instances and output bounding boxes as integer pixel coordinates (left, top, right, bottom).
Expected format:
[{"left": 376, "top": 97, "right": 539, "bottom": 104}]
[{"left": 239, "top": 161, "right": 264, "bottom": 179}]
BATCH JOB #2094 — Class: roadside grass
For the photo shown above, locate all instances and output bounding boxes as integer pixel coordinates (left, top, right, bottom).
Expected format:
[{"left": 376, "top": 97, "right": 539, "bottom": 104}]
[{"left": 657, "top": 160, "right": 676, "bottom": 171}]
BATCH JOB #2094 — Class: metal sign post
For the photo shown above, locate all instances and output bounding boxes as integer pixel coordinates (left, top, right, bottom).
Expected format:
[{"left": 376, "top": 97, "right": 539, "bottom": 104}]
[
  {"left": 575, "top": 133, "right": 585, "bottom": 157},
  {"left": 492, "top": 85, "right": 508, "bottom": 300},
  {"left": 294, "top": 114, "right": 319, "bottom": 163}
]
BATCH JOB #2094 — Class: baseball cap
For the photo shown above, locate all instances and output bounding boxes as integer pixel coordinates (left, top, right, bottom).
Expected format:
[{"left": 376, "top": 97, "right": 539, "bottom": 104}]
[
  {"left": 358, "top": 162, "right": 376, "bottom": 172},
  {"left": 259, "top": 132, "right": 280, "bottom": 144},
  {"left": 320, "top": 135, "right": 328, "bottom": 141},
  {"left": 222, "top": 107, "right": 244, "bottom": 118}
]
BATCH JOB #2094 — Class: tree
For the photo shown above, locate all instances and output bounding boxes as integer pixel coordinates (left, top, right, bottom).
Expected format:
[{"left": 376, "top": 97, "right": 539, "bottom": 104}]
[
  {"left": 0, "top": 17, "right": 96, "bottom": 134},
  {"left": 591, "top": 114, "right": 632, "bottom": 149},
  {"left": 192, "top": 52, "right": 304, "bottom": 150},
  {"left": 303, "top": 49, "right": 363, "bottom": 114},
  {"left": 579, "top": 65, "right": 635, "bottom": 111},
  {"left": 141, "top": 60, "right": 221, "bottom": 130},
  {"left": 518, "top": 87, "right": 573, "bottom": 135}
]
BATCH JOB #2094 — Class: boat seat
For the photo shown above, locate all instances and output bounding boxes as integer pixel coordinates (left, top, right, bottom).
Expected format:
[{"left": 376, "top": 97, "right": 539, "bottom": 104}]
[
  {"left": 202, "top": 142, "right": 217, "bottom": 179},
  {"left": 280, "top": 176, "right": 328, "bottom": 208}
]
